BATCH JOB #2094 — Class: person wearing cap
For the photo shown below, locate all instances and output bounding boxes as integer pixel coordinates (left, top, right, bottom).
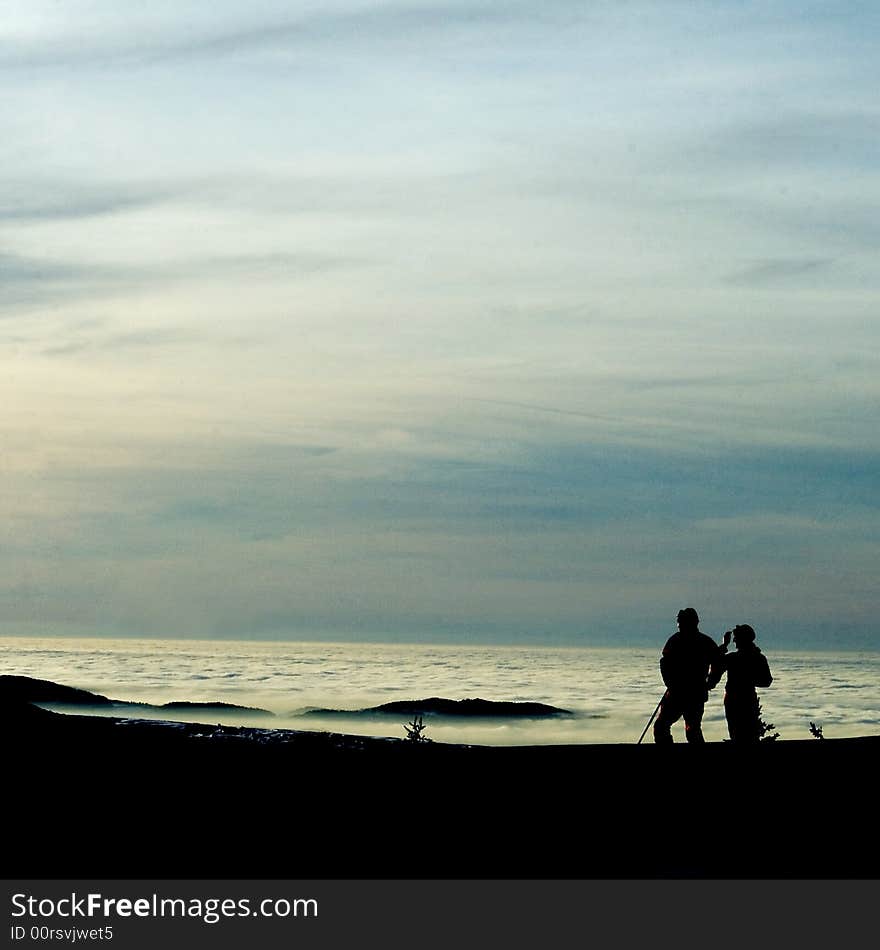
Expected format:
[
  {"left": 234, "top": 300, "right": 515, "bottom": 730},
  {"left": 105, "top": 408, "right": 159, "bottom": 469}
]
[
  {"left": 653, "top": 607, "right": 724, "bottom": 744},
  {"left": 709, "top": 624, "right": 773, "bottom": 743}
]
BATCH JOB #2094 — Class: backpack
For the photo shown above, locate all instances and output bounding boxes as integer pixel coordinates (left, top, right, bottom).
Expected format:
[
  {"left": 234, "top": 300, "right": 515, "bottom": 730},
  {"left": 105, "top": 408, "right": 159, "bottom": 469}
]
[{"left": 753, "top": 652, "right": 773, "bottom": 688}]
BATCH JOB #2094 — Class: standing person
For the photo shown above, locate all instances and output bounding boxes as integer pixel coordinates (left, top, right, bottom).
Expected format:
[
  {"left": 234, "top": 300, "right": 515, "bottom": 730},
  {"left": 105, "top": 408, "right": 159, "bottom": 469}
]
[
  {"left": 712, "top": 624, "right": 773, "bottom": 743},
  {"left": 653, "top": 607, "right": 724, "bottom": 744}
]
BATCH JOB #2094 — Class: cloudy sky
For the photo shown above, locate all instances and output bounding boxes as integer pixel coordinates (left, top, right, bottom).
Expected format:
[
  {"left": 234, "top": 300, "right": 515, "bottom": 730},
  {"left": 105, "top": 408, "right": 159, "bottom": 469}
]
[{"left": 2, "top": 1, "right": 877, "bottom": 647}]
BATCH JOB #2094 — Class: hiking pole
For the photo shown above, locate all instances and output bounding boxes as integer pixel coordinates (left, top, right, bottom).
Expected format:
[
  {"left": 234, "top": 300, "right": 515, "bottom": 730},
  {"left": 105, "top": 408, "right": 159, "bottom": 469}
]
[{"left": 637, "top": 690, "right": 667, "bottom": 745}]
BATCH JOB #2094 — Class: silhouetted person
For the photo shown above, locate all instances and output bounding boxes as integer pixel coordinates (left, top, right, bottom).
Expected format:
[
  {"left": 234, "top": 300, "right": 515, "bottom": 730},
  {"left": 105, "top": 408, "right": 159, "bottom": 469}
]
[
  {"left": 709, "top": 624, "right": 773, "bottom": 743},
  {"left": 653, "top": 607, "right": 723, "bottom": 744}
]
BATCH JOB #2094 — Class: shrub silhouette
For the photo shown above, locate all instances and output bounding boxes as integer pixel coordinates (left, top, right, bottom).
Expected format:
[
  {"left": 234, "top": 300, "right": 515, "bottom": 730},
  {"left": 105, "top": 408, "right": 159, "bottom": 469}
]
[
  {"left": 758, "top": 701, "right": 779, "bottom": 742},
  {"left": 403, "top": 715, "right": 432, "bottom": 743},
  {"left": 809, "top": 722, "right": 825, "bottom": 740}
]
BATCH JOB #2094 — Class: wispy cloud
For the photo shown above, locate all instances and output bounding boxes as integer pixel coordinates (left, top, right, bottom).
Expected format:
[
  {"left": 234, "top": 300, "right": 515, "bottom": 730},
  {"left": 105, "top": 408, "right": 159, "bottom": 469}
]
[
  {"left": 0, "top": 1, "right": 581, "bottom": 71},
  {"left": 0, "top": 179, "right": 178, "bottom": 222},
  {"left": 0, "top": 244, "right": 365, "bottom": 317},
  {"left": 0, "top": 251, "right": 80, "bottom": 283},
  {"left": 725, "top": 257, "right": 833, "bottom": 287},
  {"left": 0, "top": 251, "right": 122, "bottom": 312},
  {"left": 694, "top": 111, "right": 880, "bottom": 174}
]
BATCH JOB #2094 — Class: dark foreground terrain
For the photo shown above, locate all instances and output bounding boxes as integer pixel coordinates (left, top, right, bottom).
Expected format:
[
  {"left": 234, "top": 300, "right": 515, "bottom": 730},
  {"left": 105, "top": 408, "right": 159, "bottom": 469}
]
[{"left": 4, "top": 698, "right": 877, "bottom": 879}]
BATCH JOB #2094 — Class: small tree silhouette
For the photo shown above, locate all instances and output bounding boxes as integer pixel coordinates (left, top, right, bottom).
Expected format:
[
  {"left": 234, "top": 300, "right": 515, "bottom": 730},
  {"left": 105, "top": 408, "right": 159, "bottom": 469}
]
[
  {"left": 403, "top": 714, "right": 432, "bottom": 743},
  {"left": 758, "top": 701, "right": 779, "bottom": 742},
  {"left": 809, "top": 722, "right": 825, "bottom": 740}
]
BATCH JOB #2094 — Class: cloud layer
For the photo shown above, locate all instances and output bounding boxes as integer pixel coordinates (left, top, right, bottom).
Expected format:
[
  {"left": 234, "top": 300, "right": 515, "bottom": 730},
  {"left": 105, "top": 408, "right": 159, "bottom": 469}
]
[{"left": 1, "top": 1, "right": 878, "bottom": 646}]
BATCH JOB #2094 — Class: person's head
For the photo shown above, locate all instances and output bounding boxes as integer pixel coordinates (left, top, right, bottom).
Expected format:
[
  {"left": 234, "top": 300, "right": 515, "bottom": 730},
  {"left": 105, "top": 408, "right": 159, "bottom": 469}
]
[
  {"left": 733, "top": 624, "right": 756, "bottom": 648},
  {"left": 677, "top": 607, "right": 700, "bottom": 633}
]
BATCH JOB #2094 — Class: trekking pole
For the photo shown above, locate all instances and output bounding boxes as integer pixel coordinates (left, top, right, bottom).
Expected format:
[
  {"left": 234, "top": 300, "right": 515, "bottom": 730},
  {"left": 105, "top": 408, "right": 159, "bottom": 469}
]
[{"left": 637, "top": 690, "right": 667, "bottom": 745}]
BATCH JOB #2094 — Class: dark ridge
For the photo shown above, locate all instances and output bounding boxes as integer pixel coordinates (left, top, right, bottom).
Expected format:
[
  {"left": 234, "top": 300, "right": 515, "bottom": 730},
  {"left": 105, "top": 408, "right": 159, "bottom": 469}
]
[
  {"left": 0, "top": 674, "right": 113, "bottom": 706},
  {"left": 0, "top": 676, "right": 272, "bottom": 717},
  {"left": 159, "top": 700, "right": 274, "bottom": 717},
  {"left": 303, "top": 697, "right": 571, "bottom": 718}
]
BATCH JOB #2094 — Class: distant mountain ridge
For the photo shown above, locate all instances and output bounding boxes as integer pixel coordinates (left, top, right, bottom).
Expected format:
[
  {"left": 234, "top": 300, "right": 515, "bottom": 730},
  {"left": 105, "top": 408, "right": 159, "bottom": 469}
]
[
  {"left": 304, "top": 697, "right": 571, "bottom": 718},
  {"left": 0, "top": 674, "right": 274, "bottom": 718},
  {"left": 0, "top": 675, "right": 114, "bottom": 706},
  {"left": 1, "top": 676, "right": 572, "bottom": 722}
]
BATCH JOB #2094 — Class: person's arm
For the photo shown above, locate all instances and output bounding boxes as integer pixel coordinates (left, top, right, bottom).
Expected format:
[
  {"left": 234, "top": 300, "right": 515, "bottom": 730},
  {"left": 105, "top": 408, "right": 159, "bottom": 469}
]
[
  {"left": 707, "top": 633, "right": 729, "bottom": 690},
  {"left": 660, "top": 652, "right": 671, "bottom": 689},
  {"left": 659, "top": 638, "right": 675, "bottom": 689}
]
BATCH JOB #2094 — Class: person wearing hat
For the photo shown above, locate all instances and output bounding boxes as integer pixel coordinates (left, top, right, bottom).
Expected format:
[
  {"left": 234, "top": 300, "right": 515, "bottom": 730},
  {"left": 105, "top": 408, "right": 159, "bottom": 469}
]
[
  {"left": 653, "top": 607, "right": 724, "bottom": 744},
  {"left": 709, "top": 624, "right": 773, "bottom": 743}
]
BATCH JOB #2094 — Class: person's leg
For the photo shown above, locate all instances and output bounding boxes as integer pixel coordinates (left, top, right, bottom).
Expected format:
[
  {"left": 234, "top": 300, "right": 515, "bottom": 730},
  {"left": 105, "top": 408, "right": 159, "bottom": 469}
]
[
  {"left": 743, "top": 692, "right": 761, "bottom": 742},
  {"left": 726, "top": 693, "right": 759, "bottom": 743},
  {"left": 653, "top": 696, "right": 682, "bottom": 744},
  {"left": 683, "top": 702, "right": 706, "bottom": 743},
  {"left": 724, "top": 694, "right": 737, "bottom": 741}
]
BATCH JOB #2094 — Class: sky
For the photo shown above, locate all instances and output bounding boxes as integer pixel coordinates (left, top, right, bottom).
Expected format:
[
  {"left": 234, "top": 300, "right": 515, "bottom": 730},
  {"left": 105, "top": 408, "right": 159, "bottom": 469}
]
[{"left": 1, "top": 1, "right": 878, "bottom": 648}]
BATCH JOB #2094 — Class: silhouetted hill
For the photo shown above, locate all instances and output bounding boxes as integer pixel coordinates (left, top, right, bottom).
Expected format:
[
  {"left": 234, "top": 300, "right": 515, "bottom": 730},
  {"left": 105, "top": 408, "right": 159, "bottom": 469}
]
[
  {"left": 304, "top": 697, "right": 571, "bottom": 717},
  {"left": 0, "top": 675, "right": 273, "bottom": 717},
  {"left": 0, "top": 674, "right": 113, "bottom": 706},
  {"left": 159, "top": 700, "right": 274, "bottom": 717}
]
